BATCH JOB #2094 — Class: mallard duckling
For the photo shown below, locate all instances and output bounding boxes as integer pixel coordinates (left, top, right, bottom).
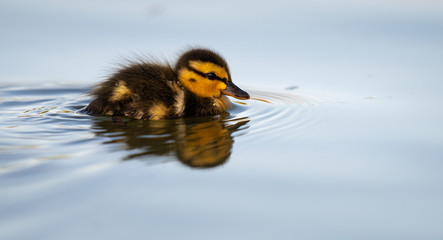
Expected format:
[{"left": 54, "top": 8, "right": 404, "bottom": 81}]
[{"left": 86, "top": 48, "right": 249, "bottom": 120}]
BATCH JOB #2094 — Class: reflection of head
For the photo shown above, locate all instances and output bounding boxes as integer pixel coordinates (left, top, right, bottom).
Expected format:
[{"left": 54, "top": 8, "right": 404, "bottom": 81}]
[
  {"left": 175, "top": 121, "right": 232, "bottom": 168},
  {"left": 91, "top": 116, "right": 249, "bottom": 169}
]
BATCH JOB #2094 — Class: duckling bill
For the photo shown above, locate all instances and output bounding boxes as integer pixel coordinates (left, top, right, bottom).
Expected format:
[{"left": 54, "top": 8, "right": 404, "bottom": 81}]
[{"left": 86, "top": 48, "right": 249, "bottom": 120}]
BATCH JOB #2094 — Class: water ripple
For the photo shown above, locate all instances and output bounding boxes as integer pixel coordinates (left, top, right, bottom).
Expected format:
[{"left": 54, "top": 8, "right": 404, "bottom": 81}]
[
  {"left": 0, "top": 85, "right": 334, "bottom": 172},
  {"left": 229, "top": 89, "right": 329, "bottom": 141}
]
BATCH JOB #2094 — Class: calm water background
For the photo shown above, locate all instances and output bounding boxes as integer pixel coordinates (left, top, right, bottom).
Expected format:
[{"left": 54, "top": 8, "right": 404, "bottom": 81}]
[{"left": 1, "top": 0, "right": 443, "bottom": 239}]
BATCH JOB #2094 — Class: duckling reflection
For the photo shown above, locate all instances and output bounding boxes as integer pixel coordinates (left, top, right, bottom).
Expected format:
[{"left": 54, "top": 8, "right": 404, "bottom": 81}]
[{"left": 91, "top": 115, "right": 249, "bottom": 168}]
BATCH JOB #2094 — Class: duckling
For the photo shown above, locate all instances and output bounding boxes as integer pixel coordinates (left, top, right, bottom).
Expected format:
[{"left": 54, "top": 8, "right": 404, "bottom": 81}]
[{"left": 86, "top": 48, "right": 249, "bottom": 120}]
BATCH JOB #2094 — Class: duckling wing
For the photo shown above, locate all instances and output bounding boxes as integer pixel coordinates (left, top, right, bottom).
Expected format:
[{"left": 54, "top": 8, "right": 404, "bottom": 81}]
[{"left": 86, "top": 63, "right": 178, "bottom": 120}]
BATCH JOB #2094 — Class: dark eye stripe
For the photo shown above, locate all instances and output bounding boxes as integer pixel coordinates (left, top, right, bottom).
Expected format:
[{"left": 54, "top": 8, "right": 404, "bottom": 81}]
[{"left": 188, "top": 66, "right": 228, "bottom": 83}]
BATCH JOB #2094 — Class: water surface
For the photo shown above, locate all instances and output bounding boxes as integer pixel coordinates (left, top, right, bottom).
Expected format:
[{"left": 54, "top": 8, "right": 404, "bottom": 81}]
[{"left": 1, "top": 84, "right": 442, "bottom": 240}]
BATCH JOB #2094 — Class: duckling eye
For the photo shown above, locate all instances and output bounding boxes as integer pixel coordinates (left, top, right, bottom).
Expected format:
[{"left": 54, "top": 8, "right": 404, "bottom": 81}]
[{"left": 206, "top": 72, "right": 217, "bottom": 80}]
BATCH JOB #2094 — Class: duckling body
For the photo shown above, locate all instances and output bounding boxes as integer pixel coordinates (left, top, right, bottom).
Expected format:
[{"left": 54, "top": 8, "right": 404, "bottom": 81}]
[{"left": 86, "top": 48, "right": 249, "bottom": 120}]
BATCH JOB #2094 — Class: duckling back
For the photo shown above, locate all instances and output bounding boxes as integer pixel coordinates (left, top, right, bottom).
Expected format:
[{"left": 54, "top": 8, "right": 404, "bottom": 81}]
[{"left": 86, "top": 62, "right": 183, "bottom": 120}]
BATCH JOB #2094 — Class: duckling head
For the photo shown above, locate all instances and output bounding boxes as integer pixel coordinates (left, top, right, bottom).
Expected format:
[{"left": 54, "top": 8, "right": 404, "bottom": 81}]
[{"left": 175, "top": 48, "right": 250, "bottom": 100}]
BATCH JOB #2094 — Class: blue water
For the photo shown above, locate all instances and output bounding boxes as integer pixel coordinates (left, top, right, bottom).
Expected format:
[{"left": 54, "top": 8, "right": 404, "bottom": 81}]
[{"left": 1, "top": 1, "right": 443, "bottom": 239}]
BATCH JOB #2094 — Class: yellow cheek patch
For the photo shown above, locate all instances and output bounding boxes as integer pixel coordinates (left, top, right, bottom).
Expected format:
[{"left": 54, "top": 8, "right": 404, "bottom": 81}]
[
  {"left": 189, "top": 61, "right": 229, "bottom": 81},
  {"left": 109, "top": 81, "right": 131, "bottom": 102},
  {"left": 178, "top": 69, "right": 227, "bottom": 98}
]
